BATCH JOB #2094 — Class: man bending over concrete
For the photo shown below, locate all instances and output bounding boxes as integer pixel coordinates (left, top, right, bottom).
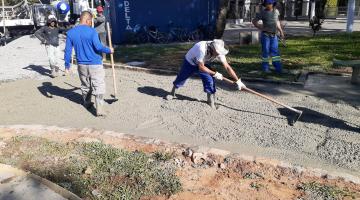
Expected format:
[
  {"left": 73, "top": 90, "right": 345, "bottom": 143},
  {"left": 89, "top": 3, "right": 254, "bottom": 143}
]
[
  {"left": 168, "top": 39, "right": 246, "bottom": 108},
  {"left": 64, "top": 11, "right": 113, "bottom": 116}
]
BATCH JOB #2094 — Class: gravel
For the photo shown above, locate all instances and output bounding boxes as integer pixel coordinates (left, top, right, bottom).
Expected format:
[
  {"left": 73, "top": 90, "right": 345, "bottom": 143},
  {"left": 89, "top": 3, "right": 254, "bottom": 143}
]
[
  {"left": 0, "top": 35, "right": 66, "bottom": 82},
  {"left": 0, "top": 35, "right": 359, "bottom": 177}
]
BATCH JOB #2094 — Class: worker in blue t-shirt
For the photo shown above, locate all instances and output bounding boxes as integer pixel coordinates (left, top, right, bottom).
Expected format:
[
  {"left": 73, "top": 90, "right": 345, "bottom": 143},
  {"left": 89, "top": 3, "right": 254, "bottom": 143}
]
[{"left": 64, "top": 11, "right": 114, "bottom": 117}]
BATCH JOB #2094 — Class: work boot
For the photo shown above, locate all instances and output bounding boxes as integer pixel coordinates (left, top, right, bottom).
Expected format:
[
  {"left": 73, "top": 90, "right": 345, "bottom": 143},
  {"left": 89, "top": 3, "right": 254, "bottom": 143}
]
[
  {"left": 95, "top": 94, "right": 105, "bottom": 117},
  {"left": 207, "top": 93, "right": 216, "bottom": 109},
  {"left": 170, "top": 86, "right": 176, "bottom": 97},
  {"left": 166, "top": 86, "right": 176, "bottom": 100},
  {"left": 50, "top": 69, "right": 57, "bottom": 78},
  {"left": 50, "top": 66, "right": 59, "bottom": 78},
  {"left": 82, "top": 93, "right": 92, "bottom": 109}
]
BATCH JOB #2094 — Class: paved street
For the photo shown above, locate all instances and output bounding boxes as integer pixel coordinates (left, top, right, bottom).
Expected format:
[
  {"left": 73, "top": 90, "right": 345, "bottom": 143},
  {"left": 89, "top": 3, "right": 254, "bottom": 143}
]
[{"left": 223, "top": 18, "right": 360, "bottom": 43}]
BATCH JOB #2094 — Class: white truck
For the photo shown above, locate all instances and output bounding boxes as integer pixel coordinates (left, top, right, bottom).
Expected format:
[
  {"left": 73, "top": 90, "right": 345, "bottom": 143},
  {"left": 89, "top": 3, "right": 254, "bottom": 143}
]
[{"left": 0, "top": 0, "right": 69, "bottom": 44}]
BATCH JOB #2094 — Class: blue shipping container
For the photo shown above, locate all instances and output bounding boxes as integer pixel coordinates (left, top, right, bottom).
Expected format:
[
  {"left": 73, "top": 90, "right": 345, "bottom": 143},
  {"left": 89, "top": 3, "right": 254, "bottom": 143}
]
[{"left": 109, "top": 0, "right": 220, "bottom": 44}]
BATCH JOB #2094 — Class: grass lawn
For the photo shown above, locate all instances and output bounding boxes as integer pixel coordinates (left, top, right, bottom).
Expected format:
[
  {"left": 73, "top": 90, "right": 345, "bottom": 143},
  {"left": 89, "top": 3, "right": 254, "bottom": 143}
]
[
  {"left": 0, "top": 136, "right": 181, "bottom": 199},
  {"left": 114, "top": 32, "right": 360, "bottom": 82}
]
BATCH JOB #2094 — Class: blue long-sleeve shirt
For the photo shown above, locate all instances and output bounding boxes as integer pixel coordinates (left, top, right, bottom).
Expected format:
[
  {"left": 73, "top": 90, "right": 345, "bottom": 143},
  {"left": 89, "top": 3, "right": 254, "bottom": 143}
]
[{"left": 64, "top": 24, "right": 111, "bottom": 69}]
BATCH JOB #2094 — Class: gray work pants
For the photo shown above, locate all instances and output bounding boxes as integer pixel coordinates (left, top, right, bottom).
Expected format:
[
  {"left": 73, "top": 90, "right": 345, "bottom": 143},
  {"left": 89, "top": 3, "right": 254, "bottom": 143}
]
[
  {"left": 45, "top": 45, "right": 61, "bottom": 69},
  {"left": 77, "top": 64, "right": 106, "bottom": 96}
]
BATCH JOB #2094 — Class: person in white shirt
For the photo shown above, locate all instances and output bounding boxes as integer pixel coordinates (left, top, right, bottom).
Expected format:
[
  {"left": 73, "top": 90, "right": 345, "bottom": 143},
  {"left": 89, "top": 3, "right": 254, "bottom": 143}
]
[
  {"left": 79, "top": 0, "right": 90, "bottom": 13},
  {"left": 168, "top": 39, "right": 246, "bottom": 108}
]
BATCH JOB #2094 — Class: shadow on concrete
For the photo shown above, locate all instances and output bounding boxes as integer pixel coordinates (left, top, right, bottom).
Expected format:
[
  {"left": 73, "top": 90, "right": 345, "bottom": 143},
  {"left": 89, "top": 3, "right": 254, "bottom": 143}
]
[
  {"left": 23, "top": 65, "right": 52, "bottom": 77},
  {"left": 218, "top": 73, "right": 360, "bottom": 109},
  {"left": 278, "top": 107, "right": 360, "bottom": 133},
  {"left": 138, "top": 86, "right": 283, "bottom": 119},
  {"left": 37, "top": 82, "right": 96, "bottom": 116},
  {"left": 137, "top": 86, "right": 200, "bottom": 102},
  {"left": 218, "top": 103, "right": 284, "bottom": 119}
]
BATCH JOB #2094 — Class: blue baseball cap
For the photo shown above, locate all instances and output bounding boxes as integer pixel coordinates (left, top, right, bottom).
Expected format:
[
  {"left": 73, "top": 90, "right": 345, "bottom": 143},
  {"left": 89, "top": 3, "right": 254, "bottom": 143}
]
[{"left": 264, "top": 0, "right": 276, "bottom": 5}]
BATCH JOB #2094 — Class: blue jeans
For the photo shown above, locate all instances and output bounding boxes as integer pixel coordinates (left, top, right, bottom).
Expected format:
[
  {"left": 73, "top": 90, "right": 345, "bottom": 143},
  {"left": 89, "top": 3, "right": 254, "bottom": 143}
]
[
  {"left": 261, "top": 32, "right": 282, "bottom": 73},
  {"left": 173, "top": 59, "right": 216, "bottom": 94}
]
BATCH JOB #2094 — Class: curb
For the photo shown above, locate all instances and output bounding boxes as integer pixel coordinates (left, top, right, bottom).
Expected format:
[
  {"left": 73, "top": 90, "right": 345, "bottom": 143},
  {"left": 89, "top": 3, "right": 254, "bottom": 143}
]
[{"left": 104, "top": 63, "right": 307, "bottom": 86}]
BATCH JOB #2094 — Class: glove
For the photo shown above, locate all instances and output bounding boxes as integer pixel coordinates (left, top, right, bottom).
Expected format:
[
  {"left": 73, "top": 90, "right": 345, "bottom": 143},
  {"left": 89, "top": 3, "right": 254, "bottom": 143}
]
[
  {"left": 236, "top": 79, "right": 246, "bottom": 90},
  {"left": 213, "top": 72, "right": 223, "bottom": 80}
]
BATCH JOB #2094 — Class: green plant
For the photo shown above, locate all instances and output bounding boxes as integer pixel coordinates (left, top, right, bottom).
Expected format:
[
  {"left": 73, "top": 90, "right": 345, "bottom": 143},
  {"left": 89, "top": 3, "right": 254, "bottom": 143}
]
[
  {"left": 250, "top": 182, "right": 264, "bottom": 190},
  {"left": 152, "top": 151, "right": 175, "bottom": 162},
  {"left": 298, "top": 182, "right": 356, "bottom": 200},
  {"left": 0, "top": 137, "right": 183, "bottom": 199}
]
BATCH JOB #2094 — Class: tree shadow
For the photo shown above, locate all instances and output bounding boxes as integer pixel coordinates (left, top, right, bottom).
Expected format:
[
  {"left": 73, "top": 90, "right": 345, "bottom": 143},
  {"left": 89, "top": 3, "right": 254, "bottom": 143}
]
[
  {"left": 278, "top": 107, "right": 360, "bottom": 133},
  {"left": 37, "top": 82, "right": 96, "bottom": 116},
  {"left": 23, "top": 65, "right": 52, "bottom": 77}
]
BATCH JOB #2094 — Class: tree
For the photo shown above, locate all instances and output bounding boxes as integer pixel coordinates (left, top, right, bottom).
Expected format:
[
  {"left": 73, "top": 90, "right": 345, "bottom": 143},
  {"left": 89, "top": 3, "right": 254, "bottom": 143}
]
[{"left": 215, "top": 0, "right": 230, "bottom": 38}]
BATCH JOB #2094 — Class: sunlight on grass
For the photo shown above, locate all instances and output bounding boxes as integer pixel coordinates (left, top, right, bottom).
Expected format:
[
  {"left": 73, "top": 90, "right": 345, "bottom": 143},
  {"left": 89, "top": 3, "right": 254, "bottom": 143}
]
[{"left": 114, "top": 32, "right": 360, "bottom": 82}]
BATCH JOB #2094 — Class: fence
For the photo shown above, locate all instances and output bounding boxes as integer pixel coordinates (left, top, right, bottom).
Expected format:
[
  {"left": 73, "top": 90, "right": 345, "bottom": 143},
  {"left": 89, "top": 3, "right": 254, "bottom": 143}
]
[
  {"left": 227, "top": 0, "right": 360, "bottom": 21},
  {"left": 324, "top": 6, "right": 360, "bottom": 18}
]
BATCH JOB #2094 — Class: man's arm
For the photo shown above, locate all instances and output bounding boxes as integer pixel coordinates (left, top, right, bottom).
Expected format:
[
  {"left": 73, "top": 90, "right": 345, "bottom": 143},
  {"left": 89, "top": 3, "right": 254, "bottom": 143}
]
[
  {"left": 252, "top": 11, "right": 264, "bottom": 31},
  {"left": 222, "top": 60, "right": 239, "bottom": 81},
  {"left": 276, "top": 20, "right": 284, "bottom": 38},
  {"left": 94, "top": 15, "right": 105, "bottom": 26},
  {"left": 34, "top": 27, "right": 46, "bottom": 44},
  {"left": 221, "top": 56, "right": 247, "bottom": 90},
  {"left": 64, "top": 35, "right": 73, "bottom": 70},
  {"left": 58, "top": 26, "right": 70, "bottom": 35},
  {"left": 198, "top": 62, "right": 216, "bottom": 75},
  {"left": 92, "top": 31, "right": 112, "bottom": 54},
  {"left": 252, "top": 18, "right": 263, "bottom": 31}
]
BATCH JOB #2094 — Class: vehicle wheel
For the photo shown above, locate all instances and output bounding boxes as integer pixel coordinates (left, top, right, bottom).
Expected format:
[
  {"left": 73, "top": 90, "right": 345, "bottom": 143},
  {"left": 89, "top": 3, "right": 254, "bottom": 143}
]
[
  {"left": 157, "top": 32, "right": 168, "bottom": 43},
  {"left": 137, "top": 33, "right": 148, "bottom": 44}
]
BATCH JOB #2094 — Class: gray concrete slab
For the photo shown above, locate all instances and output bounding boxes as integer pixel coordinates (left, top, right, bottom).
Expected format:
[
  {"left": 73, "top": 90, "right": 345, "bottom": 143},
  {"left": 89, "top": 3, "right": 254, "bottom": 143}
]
[
  {"left": 0, "top": 164, "right": 80, "bottom": 200},
  {"left": 304, "top": 73, "right": 360, "bottom": 105},
  {"left": 223, "top": 19, "right": 360, "bottom": 43}
]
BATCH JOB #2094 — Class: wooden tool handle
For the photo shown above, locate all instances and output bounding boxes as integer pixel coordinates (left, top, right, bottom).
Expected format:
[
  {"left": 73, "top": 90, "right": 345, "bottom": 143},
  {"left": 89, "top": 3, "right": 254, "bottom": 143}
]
[
  {"left": 106, "top": 22, "right": 117, "bottom": 97},
  {"left": 222, "top": 77, "right": 302, "bottom": 114}
]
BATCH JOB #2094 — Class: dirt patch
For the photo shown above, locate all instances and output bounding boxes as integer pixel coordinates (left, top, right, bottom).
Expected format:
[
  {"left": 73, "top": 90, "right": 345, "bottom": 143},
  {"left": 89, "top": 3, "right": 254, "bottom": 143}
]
[{"left": 0, "top": 126, "right": 359, "bottom": 200}]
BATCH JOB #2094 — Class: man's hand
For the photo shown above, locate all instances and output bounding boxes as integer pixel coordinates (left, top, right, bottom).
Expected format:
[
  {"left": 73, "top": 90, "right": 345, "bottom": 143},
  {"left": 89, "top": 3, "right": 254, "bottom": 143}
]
[
  {"left": 213, "top": 72, "right": 223, "bottom": 80},
  {"left": 110, "top": 47, "right": 114, "bottom": 54},
  {"left": 236, "top": 79, "right": 246, "bottom": 90},
  {"left": 279, "top": 31, "right": 285, "bottom": 39}
]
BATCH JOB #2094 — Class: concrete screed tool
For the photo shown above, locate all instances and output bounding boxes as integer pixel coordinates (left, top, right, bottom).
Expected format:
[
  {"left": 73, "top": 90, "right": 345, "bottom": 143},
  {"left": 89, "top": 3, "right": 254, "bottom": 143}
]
[
  {"left": 105, "top": 22, "right": 118, "bottom": 104},
  {"left": 222, "top": 77, "right": 303, "bottom": 125}
]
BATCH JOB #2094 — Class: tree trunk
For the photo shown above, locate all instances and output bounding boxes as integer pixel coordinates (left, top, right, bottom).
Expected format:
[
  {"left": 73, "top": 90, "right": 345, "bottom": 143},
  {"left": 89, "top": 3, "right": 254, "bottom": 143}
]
[
  {"left": 346, "top": 0, "right": 355, "bottom": 33},
  {"left": 215, "top": 0, "right": 230, "bottom": 38},
  {"left": 235, "top": 0, "right": 240, "bottom": 19}
]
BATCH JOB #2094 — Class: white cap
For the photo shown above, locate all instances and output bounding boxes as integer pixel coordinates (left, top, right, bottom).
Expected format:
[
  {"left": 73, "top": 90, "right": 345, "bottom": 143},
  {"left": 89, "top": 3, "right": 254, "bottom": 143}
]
[
  {"left": 48, "top": 14, "right": 57, "bottom": 21},
  {"left": 212, "top": 39, "right": 229, "bottom": 56}
]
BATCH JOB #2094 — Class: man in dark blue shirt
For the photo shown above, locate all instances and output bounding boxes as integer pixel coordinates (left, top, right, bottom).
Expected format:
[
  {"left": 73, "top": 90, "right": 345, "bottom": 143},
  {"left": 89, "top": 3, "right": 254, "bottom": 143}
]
[{"left": 64, "top": 11, "right": 113, "bottom": 117}]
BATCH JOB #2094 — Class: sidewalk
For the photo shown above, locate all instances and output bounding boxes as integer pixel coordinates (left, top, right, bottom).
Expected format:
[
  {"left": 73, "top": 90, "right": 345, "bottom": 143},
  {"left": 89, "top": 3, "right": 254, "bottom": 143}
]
[
  {"left": 223, "top": 18, "right": 360, "bottom": 43},
  {"left": 0, "top": 164, "right": 80, "bottom": 200}
]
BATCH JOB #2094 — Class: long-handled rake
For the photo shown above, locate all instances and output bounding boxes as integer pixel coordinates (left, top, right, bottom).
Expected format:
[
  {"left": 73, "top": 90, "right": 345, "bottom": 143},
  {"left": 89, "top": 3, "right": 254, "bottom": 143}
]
[
  {"left": 105, "top": 22, "right": 118, "bottom": 104},
  {"left": 222, "top": 77, "right": 303, "bottom": 125},
  {"left": 278, "top": 21, "right": 287, "bottom": 47}
]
